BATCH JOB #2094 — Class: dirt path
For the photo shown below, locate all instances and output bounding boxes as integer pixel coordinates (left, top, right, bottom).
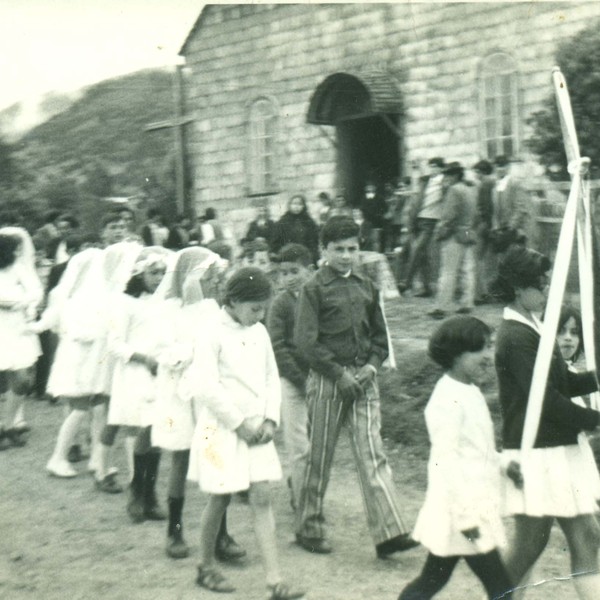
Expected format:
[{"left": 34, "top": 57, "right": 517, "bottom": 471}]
[
  {"left": 0, "top": 402, "right": 580, "bottom": 600},
  {"left": 0, "top": 297, "right": 584, "bottom": 599}
]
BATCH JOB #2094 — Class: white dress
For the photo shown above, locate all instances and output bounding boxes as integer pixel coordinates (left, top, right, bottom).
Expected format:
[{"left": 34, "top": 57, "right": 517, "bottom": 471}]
[
  {"left": 0, "top": 268, "right": 41, "bottom": 371},
  {"left": 46, "top": 291, "right": 115, "bottom": 398},
  {"left": 151, "top": 298, "right": 220, "bottom": 451},
  {"left": 412, "top": 374, "right": 506, "bottom": 556},
  {"left": 107, "top": 293, "right": 166, "bottom": 427},
  {"left": 187, "top": 308, "right": 282, "bottom": 494}
]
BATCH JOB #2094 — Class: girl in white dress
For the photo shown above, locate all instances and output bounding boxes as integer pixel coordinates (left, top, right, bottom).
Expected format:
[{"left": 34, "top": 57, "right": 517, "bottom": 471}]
[
  {"left": 93, "top": 247, "right": 171, "bottom": 499},
  {"left": 152, "top": 247, "right": 245, "bottom": 562},
  {"left": 0, "top": 228, "right": 43, "bottom": 448},
  {"left": 400, "top": 316, "right": 513, "bottom": 600},
  {"left": 39, "top": 242, "right": 141, "bottom": 477},
  {"left": 187, "top": 267, "right": 305, "bottom": 600}
]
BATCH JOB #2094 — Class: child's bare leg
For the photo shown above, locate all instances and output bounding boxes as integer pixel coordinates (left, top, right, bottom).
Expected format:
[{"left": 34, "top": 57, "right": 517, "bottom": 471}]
[
  {"left": 89, "top": 399, "right": 107, "bottom": 472},
  {"left": 558, "top": 515, "right": 600, "bottom": 599},
  {"left": 48, "top": 403, "right": 88, "bottom": 473},
  {"left": 249, "top": 481, "right": 281, "bottom": 586},
  {"left": 502, "top": 515, "right": 552, "bottom": 595},
  {"left": 199, "top": 494, "right": 230, "bottom": 568}
]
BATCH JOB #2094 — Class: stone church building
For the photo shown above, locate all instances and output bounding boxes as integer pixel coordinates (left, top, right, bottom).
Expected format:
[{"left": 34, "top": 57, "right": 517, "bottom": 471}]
[{"left": 178, "top": 2, "right": 600, "bottom": 234}]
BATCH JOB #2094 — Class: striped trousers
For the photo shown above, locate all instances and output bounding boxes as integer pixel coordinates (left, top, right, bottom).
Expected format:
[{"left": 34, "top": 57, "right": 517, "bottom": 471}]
[{"left": 295, "top": 367, "right": 409, "bottom": 545}]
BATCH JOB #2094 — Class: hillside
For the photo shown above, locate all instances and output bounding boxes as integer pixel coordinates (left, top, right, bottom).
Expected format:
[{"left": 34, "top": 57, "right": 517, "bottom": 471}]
[{"left": 17, "top": 68, "right": 176, "bottom": 194}]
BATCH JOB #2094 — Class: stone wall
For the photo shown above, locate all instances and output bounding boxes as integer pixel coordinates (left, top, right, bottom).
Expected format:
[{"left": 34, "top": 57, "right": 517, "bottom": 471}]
[{"left": 181, "top": 2, "right": 600, "bottom": 244}]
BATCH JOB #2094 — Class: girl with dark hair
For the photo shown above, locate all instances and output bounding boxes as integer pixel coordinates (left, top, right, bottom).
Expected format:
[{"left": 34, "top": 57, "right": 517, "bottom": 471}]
[
  {"left": 556, "top": 306, "right": 600, "bottom": 503},
  {"left": 399, "top": 316, "right": 513, "bottom": 600},
  {"left": 494, "top": 246, "right": 600, "bottom": 599},
  {"left": 0, "top": 229, "right": 43, "bottom": 448},
  {"left": 187, "top": 267, "right": 305, "bottom": 599},
  {"left": 272, "top": 195, "right": 319, "bottom": 264}
]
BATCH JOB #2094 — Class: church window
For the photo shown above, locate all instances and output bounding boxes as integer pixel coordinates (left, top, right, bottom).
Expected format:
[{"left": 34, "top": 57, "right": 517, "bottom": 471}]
[
  {"left": 247, "top": 97, "right": 278, "bottom": 195},
  {"left": 479, "top": 53, "right": 519, "bottom": 159}
]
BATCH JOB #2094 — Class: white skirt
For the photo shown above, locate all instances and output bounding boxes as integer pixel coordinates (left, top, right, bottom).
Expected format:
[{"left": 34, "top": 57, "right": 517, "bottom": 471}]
[
  {"left": 502, "top": 445, "right": 600, "bottom": 517},
  {"left": 108, "top": 361, "right": 156, "bottom": 428},
  {"left": 151, "top": 369, "right": 195, "bottom": 451},
  {"left": 188, "top": 412, "right": 282, "bottom": 494},
  {"left": 0, "top": 312, "right": 40, "bottom": 371}
]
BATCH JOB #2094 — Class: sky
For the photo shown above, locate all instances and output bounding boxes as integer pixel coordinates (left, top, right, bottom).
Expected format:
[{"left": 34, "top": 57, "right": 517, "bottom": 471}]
[{"left": 0, "top": 0, "right": 203, "bottom": 110}]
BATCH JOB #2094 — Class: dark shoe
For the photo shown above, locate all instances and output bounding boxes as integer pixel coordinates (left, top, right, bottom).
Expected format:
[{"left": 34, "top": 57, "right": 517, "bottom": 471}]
[
  {"left": 428, "top": 309, "right": 446, "bottom": 320},
  {"left": 268, "top": 582, "right": 306, "bottom": 600},
  {"left": 67, "top": 444, "right": 88, "bottom": 463},
  {"left": 144, "top": 499, "right": 167, "bottom": 521},
  {"left": 5, "top": 428, "right": 27, "bottom": 447},
  {"left": 295, "top": 534, "right": 332, "bottom": 554},
  {"left": 376, "top": 534, "right": 419, "bottom": 559},
  {"left": 166, "top": 524, "right": 189, "bottom": 559},
  {"left": 216, "top": 534, "right": 246, "bottom": 561},
  {"left": 237, "top": 489, "right": 250, "bottom": 504},
  {"left": 94, "top": 472, "right": 123, "bottom": 494},
  {"left": 196, "top": 565, "right": 235, "bottom": 593},
  {"left": 126, "top": 484, "right": 146, "bottom": 523},
  {"left": 414, "top": 289, "right": 433, "bottom": 298},
  {"left": 455, "top": 306, "right": 473, "bottom": 314}
]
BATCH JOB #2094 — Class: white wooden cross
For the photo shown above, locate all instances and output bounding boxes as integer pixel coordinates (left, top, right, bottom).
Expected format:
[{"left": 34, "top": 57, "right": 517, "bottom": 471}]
[{"left": 521, "top": 67, "right": 599, "bottom": 453}]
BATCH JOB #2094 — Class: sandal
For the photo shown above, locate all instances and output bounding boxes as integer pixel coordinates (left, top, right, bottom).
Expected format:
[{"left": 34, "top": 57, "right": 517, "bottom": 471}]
[
  {"left": 268, "top": 582, "right": 306, "bottom": 600},
  {"left": 196, "top": 565, "right": 236, "bottom": 593}
]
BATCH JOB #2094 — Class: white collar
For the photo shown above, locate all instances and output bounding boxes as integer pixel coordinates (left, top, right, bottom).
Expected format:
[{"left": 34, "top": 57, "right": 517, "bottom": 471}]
[{"left": 503, "top": 306, "right": 542, "bottom": 333}]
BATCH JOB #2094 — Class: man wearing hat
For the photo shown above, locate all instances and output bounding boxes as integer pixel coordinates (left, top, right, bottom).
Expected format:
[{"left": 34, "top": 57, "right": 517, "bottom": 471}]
[
  {"left": 399, "top": 157, "right": 446, "bottom": 297},
  {"left": 428, "top": 162, "right": 477, "bottom": 319}
]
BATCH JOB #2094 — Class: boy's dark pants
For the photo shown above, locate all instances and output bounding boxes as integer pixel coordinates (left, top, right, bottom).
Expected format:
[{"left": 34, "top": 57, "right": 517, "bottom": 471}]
[{"left": 295, "top": 367, "right": 409, "bottom": 545}]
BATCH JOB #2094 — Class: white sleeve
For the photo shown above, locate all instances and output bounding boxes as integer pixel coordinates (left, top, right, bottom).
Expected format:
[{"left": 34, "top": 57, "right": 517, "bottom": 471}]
[
  {"left": 187, "top": 329, "right": 245, "bottom": 431},
  {"left": 107, "top": 297, "right": 135, "bottom": 361}
]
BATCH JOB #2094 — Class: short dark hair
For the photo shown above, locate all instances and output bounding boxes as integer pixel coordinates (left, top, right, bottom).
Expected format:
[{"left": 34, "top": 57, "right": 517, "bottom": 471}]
[
  {"left": 473, "top": 160, "right": 493, "bottom": 175},
  {"left": 204, "top": 207, "right": 217, "bottom": 220},
  {"left": 320, "top": 216, "right": 359, "bottom": 247},
  {"left": 0, "top": 233, "right": 20, "bottom": 269},
  {"left": 240, "top": 239, "right": 270, "bottom": 260},
  {"left": 277, "top": 243, "right": 312, "bottom": 267},
  {"left": 224, "top": 266, "right": 272, "bottom": 305},
  {"left": 494, "top": 246, "right": 551, "bottom": 302},
  {"left": 101, "top": 212, "right": 123, "bottom": 229},
  {"left": 429, "top": 316, "right": 492, "bottom": 370},
  {"left": 558, "top": 305, "right": 583, "bottom": 362},
  {"left": 443, "top": 161, "right": 464, "bottom": 180}
]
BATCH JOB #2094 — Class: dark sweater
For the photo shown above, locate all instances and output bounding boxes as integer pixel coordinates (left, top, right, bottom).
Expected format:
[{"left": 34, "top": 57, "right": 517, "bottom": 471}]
[
  {"left": 495, "top": 319, "right": 599, "bottom": 449},
  {"left": 266, "top": 289, "right": 309, "bottom": 390}
]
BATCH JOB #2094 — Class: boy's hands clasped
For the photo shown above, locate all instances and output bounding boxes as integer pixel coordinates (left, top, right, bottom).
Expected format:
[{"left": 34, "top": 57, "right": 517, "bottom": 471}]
[{"left": 337, "top": 365, "right": 376, "bottom": 402}]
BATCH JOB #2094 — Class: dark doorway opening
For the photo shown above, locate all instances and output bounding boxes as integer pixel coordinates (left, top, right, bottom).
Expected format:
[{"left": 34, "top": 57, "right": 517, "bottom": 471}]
[{"left": 336, "top": 114, "right": 400, "bottom": 207}]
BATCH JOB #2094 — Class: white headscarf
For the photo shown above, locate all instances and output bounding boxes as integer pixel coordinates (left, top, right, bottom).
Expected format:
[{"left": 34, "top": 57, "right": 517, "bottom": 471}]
[
  {"left": 156, "top": 246, "right": 225, "bottom": 305},
  {"left": 0, "top": 226, "right": 43, "bottom": 310}
]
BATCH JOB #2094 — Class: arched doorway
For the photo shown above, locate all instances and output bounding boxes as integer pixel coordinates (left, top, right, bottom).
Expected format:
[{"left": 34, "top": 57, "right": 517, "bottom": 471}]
[{"left": 307, "top": 72, "right": 403, "bottom": 207}]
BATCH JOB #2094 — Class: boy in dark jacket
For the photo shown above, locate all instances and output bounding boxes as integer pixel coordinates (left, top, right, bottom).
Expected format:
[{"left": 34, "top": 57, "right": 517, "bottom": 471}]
[
  {"left": 293, "top": 216, "right": 417, "bottom": 558},
  {"left": 266, "top": 243, "right": 313, "bottom": 510}
]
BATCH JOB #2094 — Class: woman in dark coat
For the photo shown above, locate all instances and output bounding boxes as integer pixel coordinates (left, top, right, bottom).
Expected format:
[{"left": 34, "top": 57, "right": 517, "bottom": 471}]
[{"left": 272, "top": 195, "right": 319, "bottom": 264}]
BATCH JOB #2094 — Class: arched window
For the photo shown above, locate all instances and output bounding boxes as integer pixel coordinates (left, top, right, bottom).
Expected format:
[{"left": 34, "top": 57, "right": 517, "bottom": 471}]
[
  {"left": 247, "top": 97, "right": 278, "bottom": 195},
  {"left": 479, "top": 53, "right": 519, "bottom": 159}
]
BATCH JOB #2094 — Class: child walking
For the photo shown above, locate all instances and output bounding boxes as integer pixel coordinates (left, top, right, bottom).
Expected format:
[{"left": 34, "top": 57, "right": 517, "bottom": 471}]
[
  {"left": 42, "top": 242, "right": 141, "bottom": 477},
  {"left": 0, "top": 228, "right": 43, "bottom": 448},
  {"left": 266, "top": 243, "right": 313, "bottom": 510},
  {"left": 187, "top": 267, "right": 305, "bottom": 599},
  {"left": 151, "top": 247, "right": 245, "bottom": 562},
  {"left": 294, "top": 216, "right": 415, "bottom": 558},
  {"left": 94, "top": 248, "right": 171, "bottom": 503},
  {"left": 399, "top": 316, "right": 513, "bottom": 600}
]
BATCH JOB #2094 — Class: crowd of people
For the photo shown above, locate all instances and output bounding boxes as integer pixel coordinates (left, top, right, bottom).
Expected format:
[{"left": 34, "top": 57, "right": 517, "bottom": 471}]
[{"left": 1, "top": 155, "right": 600, "bottom": 600}]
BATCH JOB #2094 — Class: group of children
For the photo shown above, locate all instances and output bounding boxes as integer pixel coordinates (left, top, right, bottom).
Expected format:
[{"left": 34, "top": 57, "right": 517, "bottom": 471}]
[{"left": 2, "top": 214, "right": 600, "bottom": 599}]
